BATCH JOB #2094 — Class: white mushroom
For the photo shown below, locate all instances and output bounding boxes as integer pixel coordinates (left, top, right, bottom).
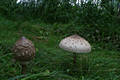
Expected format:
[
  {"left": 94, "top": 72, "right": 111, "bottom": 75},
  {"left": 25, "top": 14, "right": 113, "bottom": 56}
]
[
  {"left": 59, "top": 35, "right": 91, "bottom": 53},
  {"left": 59, "top": 34, "right": 91, "bottom": 64}
]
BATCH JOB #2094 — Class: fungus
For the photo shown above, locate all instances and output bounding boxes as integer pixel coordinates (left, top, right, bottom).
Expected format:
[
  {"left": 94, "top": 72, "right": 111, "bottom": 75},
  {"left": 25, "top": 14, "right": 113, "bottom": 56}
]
[
  {"left": 59, "top": 34, "right": 91, "bottom": 64},
  {"left": 12, "top": 36, "right": 35, "bottom": 74}
]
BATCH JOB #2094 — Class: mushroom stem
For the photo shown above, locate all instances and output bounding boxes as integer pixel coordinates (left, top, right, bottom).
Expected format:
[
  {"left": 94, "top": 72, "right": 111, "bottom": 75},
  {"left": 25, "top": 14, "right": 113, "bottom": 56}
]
[
  {"left": 21, "top": 64, "right": 27, "bottom": 74},
  {"left": 73, "top": 53, "right": 77, "bottom": 64}
]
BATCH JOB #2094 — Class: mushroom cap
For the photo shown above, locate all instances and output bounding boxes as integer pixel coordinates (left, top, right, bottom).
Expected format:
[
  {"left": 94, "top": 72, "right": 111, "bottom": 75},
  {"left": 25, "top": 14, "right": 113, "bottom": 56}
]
[
  {"left": 59, "top": 35, "right": 91, "bottom": 53},
  {"left": 12, "top": 36, "right": 35, "bottom": 62}
]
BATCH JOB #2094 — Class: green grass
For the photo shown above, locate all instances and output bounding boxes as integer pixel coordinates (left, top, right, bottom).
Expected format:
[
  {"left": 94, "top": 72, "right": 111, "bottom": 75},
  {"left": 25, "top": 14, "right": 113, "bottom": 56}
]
[{"left": 0, "top": 16, "right": 120, "bottom": 80}]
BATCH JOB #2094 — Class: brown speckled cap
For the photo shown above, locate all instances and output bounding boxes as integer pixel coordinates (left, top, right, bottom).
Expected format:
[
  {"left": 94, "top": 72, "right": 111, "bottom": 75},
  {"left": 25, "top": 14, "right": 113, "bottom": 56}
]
[
  {"left": 59, "top": 34, "right": 91, "bottom": 53},
  {"left": 12, "top": 36, "right": 36, "bottom": 62}
]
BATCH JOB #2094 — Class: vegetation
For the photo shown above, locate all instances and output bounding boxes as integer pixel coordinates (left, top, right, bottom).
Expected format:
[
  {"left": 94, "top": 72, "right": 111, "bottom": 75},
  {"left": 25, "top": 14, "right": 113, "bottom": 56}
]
[{"left": 0, "top": 0, "right": 120, "bottom": 80}]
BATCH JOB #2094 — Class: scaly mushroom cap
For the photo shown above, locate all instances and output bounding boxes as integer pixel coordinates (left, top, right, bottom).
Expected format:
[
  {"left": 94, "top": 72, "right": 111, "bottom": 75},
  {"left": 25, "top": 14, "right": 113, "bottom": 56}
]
[
  {"left": 13, "top": 36, "right": 35, "bottom": 62},
  {"left": 59, "top": 35, "right": 91, "bottom": 53}
]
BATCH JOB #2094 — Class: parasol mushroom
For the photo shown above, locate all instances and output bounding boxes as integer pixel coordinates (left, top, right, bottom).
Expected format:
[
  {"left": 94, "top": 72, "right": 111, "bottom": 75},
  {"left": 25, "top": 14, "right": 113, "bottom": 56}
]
[
  {"left": 12, "top": 36, "right": 35, "bottom": 74},
  {"left": 59, "top": 34, "right": 91, "bottom": 64}
]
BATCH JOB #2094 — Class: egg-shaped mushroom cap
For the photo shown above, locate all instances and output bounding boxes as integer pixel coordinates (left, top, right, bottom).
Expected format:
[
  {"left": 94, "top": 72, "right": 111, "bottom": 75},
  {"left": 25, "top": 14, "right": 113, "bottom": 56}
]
[
  {"left": 59, "top": 35, "right": 91, "bottom": 53},
  {"left": 12, "top": 36, "right": 35, "bottom": 62}
]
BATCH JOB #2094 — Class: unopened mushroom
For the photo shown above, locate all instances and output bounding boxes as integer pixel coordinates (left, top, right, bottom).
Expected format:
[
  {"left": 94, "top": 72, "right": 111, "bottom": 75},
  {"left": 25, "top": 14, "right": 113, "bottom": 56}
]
[
  {"left": 59, "top": 34, "right": 91, "bottom": 64},
  {"left": 12, "top": 36, "right": 35, "bottom": 74}
]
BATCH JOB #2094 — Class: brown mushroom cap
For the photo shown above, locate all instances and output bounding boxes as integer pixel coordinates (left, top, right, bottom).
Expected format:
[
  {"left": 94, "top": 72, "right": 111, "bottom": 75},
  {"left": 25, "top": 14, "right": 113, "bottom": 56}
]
[
  {"left": 12, "top": 36, "right": 35, "bottom": 62},
  {"left": 59, "top": 35, "right": 91, "bottom": 53}
]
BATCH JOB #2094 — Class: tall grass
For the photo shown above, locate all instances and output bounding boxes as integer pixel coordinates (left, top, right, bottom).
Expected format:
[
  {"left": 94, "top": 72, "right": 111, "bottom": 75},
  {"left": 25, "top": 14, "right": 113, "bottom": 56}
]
[
  {"left": 0, "top": 0, "right": 119, "bottom": 50},
  {"left": 0, "top": 0, "right": 119, "bottom": 22}
]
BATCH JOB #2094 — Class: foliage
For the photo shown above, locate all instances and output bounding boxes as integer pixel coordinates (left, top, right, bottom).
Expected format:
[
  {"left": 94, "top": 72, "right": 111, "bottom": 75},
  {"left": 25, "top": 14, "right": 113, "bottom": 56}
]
[
  {"left": 0, "top": 14, "right": 119, "bottom": 79},
  {"left": 0, "top": 0, "right": 118, "bottom": 22},
  {"left": 0, "top": 0, "right": 120, "bottom": 79}
]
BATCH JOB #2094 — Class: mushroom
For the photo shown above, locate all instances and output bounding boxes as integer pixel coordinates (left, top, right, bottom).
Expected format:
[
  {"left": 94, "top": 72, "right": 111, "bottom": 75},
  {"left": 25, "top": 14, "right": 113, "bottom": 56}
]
[
  {"left": 59, "top": 34, "right": 91, "bottom": 64},
  {"left": 12, "top": 36, "right": 35, "bottom": 74}
]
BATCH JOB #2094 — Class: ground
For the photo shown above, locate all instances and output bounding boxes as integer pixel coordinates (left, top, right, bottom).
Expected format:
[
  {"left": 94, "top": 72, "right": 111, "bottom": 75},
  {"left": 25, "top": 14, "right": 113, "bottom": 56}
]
[{"left": 0, "top": 17, "right": 120, "bottom": 80}]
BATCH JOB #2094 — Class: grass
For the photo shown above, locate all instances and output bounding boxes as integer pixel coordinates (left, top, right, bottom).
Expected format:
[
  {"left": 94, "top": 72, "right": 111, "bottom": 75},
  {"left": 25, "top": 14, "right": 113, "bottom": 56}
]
[{"left": 0, "top": 16, "right": 120, "bottom": 80}]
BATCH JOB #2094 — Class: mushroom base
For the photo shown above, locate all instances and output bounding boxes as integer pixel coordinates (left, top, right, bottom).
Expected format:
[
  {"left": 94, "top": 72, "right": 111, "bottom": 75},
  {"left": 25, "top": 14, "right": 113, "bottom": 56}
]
[
  {"left": 21, "top": 63, "right": 27, "bottom": 74},
  {"left": 73, "top": 53, "right": 77, "bottom": 64},
  {"left": 71, "top": 54, "right": 90, "bottom": 75}
]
